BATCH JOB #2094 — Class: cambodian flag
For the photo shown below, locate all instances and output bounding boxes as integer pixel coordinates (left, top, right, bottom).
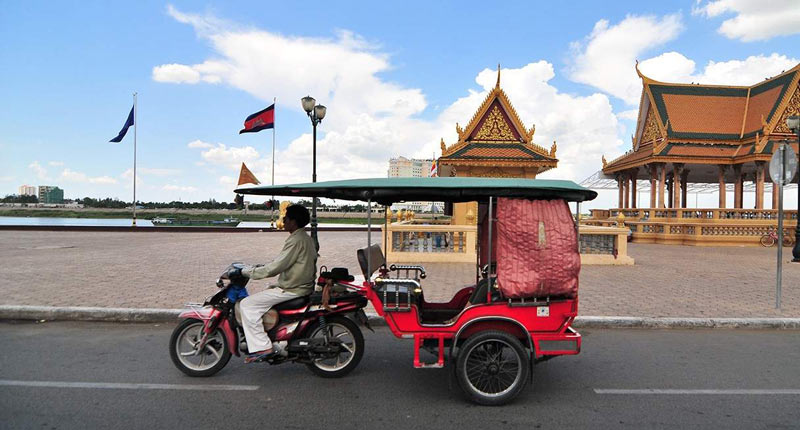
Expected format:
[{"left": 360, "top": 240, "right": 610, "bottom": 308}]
[
  {"left": 239, "top": 104, "right": 275, "bottom": 134},
  {"left": 109, "top": 105, "right": 134, "bottom": 143}
]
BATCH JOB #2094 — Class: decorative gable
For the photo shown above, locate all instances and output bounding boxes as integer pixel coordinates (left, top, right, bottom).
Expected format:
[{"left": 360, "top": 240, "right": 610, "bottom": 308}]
[
  {"left": 471, "top": 104, "right": 518, "bottom": 141},
  {"left": 772, "top": 86, "right": 800, "bottom": 134},
  {"left": 641, "top": 107, "right": 661, "bottom": 144}
]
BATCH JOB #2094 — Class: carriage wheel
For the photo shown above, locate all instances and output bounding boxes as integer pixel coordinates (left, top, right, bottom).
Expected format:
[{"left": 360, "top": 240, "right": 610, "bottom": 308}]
[{"left": 456, "top": 330, "right": 529, "bottom": 406}]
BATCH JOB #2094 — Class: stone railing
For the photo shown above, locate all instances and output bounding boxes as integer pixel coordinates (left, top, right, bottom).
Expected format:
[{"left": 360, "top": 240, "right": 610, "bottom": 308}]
[
  {"left": 587, "top": 208, "right": 798, "bottom": 246},
  {"left": 578, "top": 225, "right": 634, "bottom": 265},
  {"left": 380, "top": 223, "right": 478, "bottom": 263},
  {"left": 589, "top": 208, "right": 798, "bottom": 222},
  {"left": 380, "top": 222, "right": 634, "bottom": 265}
]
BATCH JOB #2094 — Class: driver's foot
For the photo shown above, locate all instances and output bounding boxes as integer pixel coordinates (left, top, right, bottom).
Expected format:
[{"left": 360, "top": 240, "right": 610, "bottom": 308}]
[{"left": 245, "top": 348, "right": 275, "bottom": 363}]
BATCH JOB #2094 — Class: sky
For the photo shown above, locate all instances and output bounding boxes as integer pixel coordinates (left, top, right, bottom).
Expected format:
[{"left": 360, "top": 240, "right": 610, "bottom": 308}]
[{"left": 1, "top": 0, "right": 799, "bottom": 209}]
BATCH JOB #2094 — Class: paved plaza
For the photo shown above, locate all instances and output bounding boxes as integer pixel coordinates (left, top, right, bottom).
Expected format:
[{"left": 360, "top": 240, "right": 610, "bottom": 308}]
[{"left": 1, "top": 230, "right": 799, "bottom": 317}]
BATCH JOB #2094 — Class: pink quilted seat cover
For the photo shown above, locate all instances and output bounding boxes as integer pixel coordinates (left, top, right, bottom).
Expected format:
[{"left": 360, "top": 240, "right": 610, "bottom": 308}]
[{"left": 496, "top": 198, "right": 580, "bottom": 299}]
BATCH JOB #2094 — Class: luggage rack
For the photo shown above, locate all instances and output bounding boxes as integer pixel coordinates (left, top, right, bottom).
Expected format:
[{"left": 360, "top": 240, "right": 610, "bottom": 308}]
[{"left": 375, "top": 278, "right": 419, "bottom": 312}]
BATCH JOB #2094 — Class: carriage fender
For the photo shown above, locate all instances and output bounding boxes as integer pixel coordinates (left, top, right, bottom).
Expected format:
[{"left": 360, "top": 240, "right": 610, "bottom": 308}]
[{"left": 450, "top": 316, "right": 534, "bottom": 358}]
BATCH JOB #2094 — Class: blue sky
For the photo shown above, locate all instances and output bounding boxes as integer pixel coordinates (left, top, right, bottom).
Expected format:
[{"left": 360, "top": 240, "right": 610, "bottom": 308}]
[{"left": 1, "top": 0, "right": 798, "bottom": 208}]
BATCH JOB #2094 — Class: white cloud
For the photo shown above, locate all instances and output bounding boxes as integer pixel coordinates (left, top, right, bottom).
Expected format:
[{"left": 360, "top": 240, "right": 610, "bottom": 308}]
[
  {"left": 0, "top": 176, "right": 14, "bottom": 183},
  {"left": 199, "top": 143, "right": 261, "bottom": 170},
  {"left": 694, "top": 0, "right": 800, "bottom": 42},
  {"left": 162, "top": 184, "right": 197, "bottom": 192},
  {"left": 617, "top": 109, "right": 640, "bottom": 121},
  {"left": 158, "top": 8, "right": 625, "bottom": 192},
  {"left": 187, "top": 139, "right": 213, "bottom": 149},
  {"left": 152, "top": 63, "right": 202, "bottom": 84},
  {"left": 569, "top": 14, "right": 798, "bottom": 104},
  {"left": 638, "top": 52, "right": 799, "bottom": 85},
  {"left": 60, "top": 168, "right": 118, "bottom": 185},
  {"left": 28, "top": 161, "right": 48, "bottom": 180},
  {"left": 48, "top": 161, "right": 64, "bottom": 167},
  {"left": 569, "top": 14, "right": 684, "bottom": 104},
  {"left": 693, "top": 54, "right": 799, "bottom": 85}
]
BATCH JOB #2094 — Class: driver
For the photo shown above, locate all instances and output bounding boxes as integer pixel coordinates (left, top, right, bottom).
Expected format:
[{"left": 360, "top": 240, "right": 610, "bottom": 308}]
[{"left": 238, "top": 204, "right": 317, "bottom": 363}]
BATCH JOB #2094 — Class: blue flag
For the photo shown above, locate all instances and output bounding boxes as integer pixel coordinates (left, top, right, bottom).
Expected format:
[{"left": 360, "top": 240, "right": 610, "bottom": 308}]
[{"left": 110, "top": 105, "right": 135, "bottom": 143}]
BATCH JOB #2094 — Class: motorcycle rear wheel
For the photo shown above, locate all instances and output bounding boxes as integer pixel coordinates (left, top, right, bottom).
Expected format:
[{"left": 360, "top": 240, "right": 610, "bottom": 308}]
[
  {"left": 304, "top": 316, "right": 364, "bottom": 378},
  {"left": 170, "top": 318, "right": 232, "bottom": 377}
]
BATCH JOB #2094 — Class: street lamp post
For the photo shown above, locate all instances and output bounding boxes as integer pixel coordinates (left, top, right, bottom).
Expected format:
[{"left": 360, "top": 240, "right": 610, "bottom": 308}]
[
  {"left": 788, "top": 115, "right": 800, "bottom": 262},
  {"left": 301, "top": 96, "right": 327, "bottom": 251}
]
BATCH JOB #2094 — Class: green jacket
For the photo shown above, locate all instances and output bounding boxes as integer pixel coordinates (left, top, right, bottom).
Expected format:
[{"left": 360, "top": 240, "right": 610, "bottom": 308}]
[{"left": 243, "top": 229, "right": 317, "bottom": 296}]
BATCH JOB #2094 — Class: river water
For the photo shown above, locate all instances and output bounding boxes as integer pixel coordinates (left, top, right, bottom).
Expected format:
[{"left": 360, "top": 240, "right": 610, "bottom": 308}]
[{"left": 0, "top": 217, "right": 363, "bottom": 228}]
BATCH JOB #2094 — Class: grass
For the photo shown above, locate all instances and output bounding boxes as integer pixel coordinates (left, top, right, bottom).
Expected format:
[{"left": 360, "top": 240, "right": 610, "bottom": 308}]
[{"left": 0, "top": 208, "right": 371, "bottom": 224}]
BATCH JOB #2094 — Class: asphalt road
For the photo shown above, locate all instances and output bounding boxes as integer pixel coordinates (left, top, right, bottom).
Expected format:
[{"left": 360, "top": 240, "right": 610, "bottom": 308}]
[{"left": 1, "top": 321, "right": 799, "bottom": 429}]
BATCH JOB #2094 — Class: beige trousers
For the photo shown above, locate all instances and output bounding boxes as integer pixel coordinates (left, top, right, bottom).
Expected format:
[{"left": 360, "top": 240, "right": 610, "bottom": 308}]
[{"left": 239, "top": 288, "right": 298, "bottom": 353}]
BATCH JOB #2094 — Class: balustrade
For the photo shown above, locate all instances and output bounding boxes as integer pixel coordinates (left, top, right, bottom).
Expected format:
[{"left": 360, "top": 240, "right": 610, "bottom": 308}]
[{"left": 589, "top": 207, "right": 798, "bottom": 246}]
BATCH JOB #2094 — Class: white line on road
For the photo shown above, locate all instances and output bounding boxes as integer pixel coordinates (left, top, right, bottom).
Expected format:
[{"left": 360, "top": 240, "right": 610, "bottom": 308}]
[
  {"left": 0, "top": 380, "right": 259, "bottom": 391},
  {"left": 595, "top": 389, "right": 800, "bottom": 395}
]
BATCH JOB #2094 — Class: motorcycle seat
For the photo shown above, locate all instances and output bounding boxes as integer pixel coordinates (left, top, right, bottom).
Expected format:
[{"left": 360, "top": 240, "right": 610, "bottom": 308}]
[{"left": 272, "top": 295, "right": 311, "bottom": 311}]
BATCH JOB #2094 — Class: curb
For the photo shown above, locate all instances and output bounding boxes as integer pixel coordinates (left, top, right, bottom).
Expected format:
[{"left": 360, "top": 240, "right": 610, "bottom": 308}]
[{"left": 2, "top": 306, "right": 800, "bottom": 329}]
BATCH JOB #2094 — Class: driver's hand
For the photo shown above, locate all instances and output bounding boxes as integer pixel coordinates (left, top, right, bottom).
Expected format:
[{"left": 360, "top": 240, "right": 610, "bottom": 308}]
[{"left": 228, "top": 266, "right": 244, "bottom": 278}]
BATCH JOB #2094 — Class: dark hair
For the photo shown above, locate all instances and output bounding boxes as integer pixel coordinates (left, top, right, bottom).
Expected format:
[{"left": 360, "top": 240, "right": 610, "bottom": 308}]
[{"left": 285, "top": 204, "right": 310, "bottom": 228}]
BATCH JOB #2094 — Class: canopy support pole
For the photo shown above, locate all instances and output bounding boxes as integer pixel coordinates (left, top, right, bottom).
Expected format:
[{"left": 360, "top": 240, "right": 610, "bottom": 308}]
[
  {"left": 487, "top": 196, "right": 494, "bottom": 304},
  {"left": 367, "top": 198, "right": 372, "bottom": 280}
]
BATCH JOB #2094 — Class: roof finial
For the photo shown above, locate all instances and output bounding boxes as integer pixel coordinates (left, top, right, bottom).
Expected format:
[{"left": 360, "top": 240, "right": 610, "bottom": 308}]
[
  {"left": 495, "top": 63, "right": 501, "bottom": 89},
  {"left": 635, "top": 59, "right": 644, "bottom": 79}
]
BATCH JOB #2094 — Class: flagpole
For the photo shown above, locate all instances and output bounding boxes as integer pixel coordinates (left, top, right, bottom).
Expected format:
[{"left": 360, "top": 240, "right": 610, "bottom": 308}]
[
  {"left": 132, "top": 92, "right": 137, "bottom": 226},
  {"left": 271, "top": 97, "right": 276, "bottom": 228}
]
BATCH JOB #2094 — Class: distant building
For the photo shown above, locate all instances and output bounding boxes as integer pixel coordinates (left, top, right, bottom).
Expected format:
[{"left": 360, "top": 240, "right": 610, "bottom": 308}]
[
  {"left": 38, "top": 186, "right": 64, "bottom": 204},
  {"left": 18, "top": 185, "right": 36, "bottom": 196},
  {"left": 387, "top": 157, "right": 443, "bottom": 213},
  {"left": 388, "top": 156, "right": 433, "bottom": 178}
]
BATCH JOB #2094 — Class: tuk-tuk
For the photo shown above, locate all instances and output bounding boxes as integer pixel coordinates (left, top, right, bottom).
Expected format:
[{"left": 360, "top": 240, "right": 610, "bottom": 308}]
[{"left": 237, "top": 177, "right": 597, "bottom": 405}]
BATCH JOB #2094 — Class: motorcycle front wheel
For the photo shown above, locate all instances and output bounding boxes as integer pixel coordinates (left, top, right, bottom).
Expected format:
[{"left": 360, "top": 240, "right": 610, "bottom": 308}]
[
  {"left": 169, "top": 318, "right": 232, "bottom": 377},
  {"left": 304, "top": 316, "right": 364, "bottom": 378}
]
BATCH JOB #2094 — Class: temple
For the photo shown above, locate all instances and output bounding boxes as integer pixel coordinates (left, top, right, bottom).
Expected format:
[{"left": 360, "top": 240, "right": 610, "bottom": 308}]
[
  {"left": 438, "top": 65, "right": 558, "bottom": 225},
  {"left": 438, "top": 65, "right": 558, "bottom": 180},
  {"left": 602, "top": 63, "right": 800, "bottom": 210}
]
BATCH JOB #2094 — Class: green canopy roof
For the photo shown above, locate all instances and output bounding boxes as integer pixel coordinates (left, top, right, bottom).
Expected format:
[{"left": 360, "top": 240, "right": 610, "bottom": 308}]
[{"left": 235, "top": 177, "right": 597, "bottom": 205}]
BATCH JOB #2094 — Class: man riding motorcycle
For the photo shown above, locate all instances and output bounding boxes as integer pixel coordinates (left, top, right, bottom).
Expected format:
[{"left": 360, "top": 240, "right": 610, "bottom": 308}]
[{"left": 235, "top": 204, "right": 317, "bottom": 363}]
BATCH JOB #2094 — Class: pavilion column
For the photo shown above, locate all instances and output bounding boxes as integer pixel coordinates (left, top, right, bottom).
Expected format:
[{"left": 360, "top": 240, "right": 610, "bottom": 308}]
[
  {"left": 617, "top": 174, "right": 624, "bottom": 208},
  {"left": 773, "top": 182, "right": 780, "bottom": 210},
  {"left": 718, "top": 165, "right": 727, "bottom": 209},
  {"left": 623, "top": 173, "right": 630, "bottom": 208},
  {"left": 672, "top": 163, "right": 684, "bottom": 209},
  {"left": 680, "top": 169, "right": 689, "bottom": 208},
  {"left": 733, "top": 164, "right": 743, "bottom": 209},
  {"left": 630, "top": 169, "right": 638, "bottom": 209},
  {"left": 667, "top": 176, "right": 674, "bottom": 209},
  {"left": 755, "top": 161, "right": 766, "bottom": 209},
  {"left": 658, "top": 164, "right": 666, "bottom": 208},
  {"left": 649, "top": 164, "right": 658, "bottom": 208}
]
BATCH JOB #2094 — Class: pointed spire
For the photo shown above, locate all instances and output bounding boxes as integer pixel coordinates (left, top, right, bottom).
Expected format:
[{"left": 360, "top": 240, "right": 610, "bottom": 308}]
[{"left": 495, "top": 63, "right": 501, "bottom": 89}]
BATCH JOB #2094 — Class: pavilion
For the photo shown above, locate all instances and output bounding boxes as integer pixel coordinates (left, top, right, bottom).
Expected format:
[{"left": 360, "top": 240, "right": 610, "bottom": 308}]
[{"left": 601, "top": 63, "right": 800, "bottom": 210}]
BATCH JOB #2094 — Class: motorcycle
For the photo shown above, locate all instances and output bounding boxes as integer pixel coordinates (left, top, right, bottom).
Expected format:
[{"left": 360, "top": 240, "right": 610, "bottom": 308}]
[{"left": 169, "top": 263, "right": 371, "bottom": 378}]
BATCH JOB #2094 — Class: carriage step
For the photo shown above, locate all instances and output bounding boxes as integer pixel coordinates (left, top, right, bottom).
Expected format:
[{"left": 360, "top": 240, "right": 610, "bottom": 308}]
[
  {"left": 413, "top": 334, "right": 445, "bottom": 368},
  {"left": 415, "top": 363, "right": 444, "bottom": 369}
]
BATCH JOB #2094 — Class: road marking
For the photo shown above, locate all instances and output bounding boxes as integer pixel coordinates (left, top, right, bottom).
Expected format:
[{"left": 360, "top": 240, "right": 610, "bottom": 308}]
[
  {"left": 595, "top": 389, "right": 800, "bottom": 395},
  {"left": 0, "top": 380, "right": 259, "bottom": 391}
]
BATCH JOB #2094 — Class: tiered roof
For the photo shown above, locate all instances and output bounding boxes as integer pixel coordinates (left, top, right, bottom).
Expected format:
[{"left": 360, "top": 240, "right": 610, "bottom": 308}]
[
  {"left": 603, "top": 63, "right": 800, "bottom": 174},
  {"left": 439, "top": 65, "right": 558, "bottom": 171}
]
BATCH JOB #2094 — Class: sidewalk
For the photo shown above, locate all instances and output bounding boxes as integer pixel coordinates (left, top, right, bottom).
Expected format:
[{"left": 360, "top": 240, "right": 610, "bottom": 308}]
[{"left": 2, "top": 230, "right": 799, "bottom": 318}]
